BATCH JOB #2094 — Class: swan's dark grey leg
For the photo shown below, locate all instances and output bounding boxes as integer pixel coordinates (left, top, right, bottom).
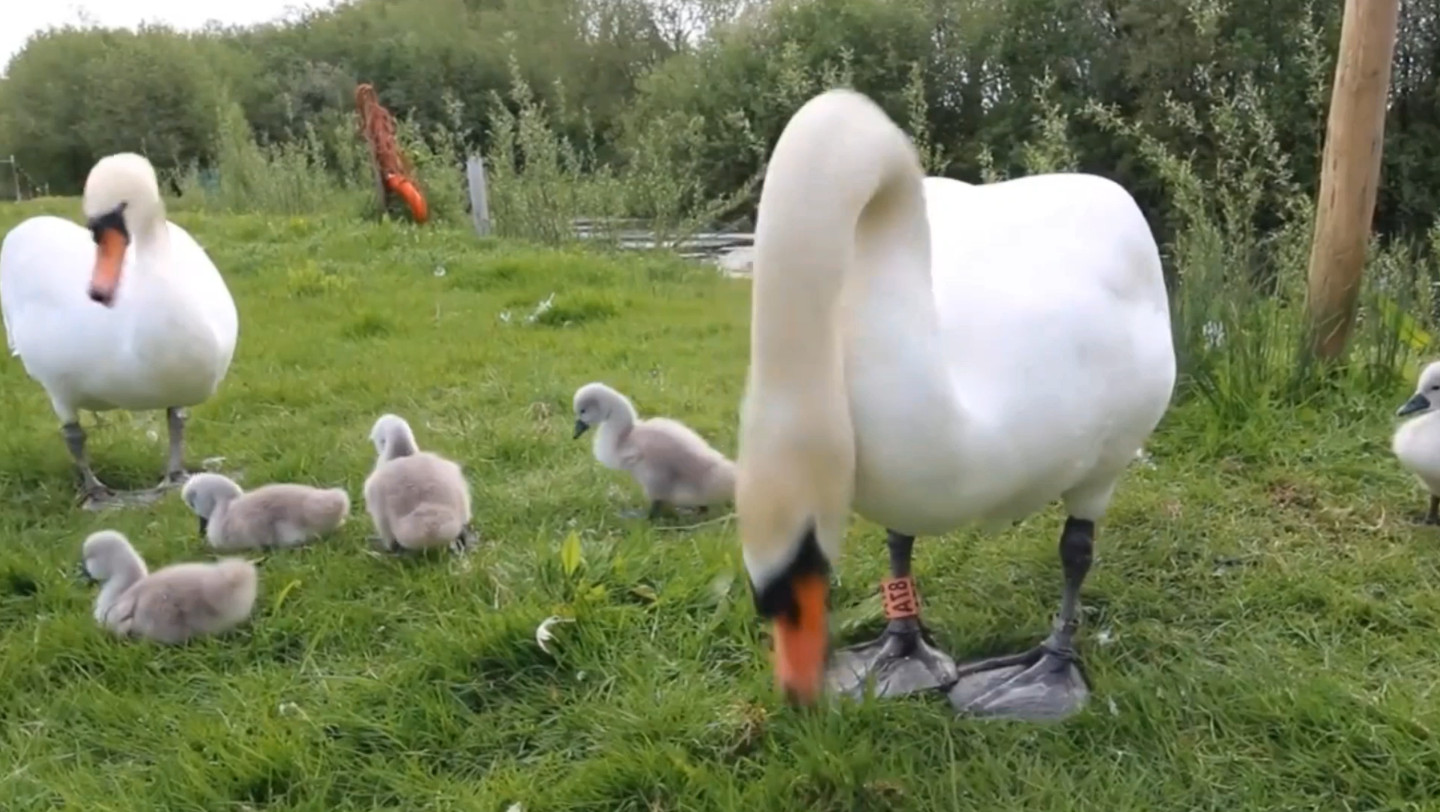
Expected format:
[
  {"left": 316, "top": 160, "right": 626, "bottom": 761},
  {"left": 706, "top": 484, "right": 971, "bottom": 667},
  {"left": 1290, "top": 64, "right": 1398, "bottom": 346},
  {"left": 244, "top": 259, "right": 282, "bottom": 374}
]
[
  {"left": 826, "top": 530, "right": 959, "bottom": 700},
  {"left": 618, "top": 500, "right": 663, "bottom": 520},
  {"left": 948, "top": 517, "right": 1093, "bottom": 722},
  {"left": 65, "top": 421, "right": 117, "bottom": 509},
  {"left": 368, "top": 534, "right": 401, "bottom": 553},
  {"left": 450, "top": 524, "right": 478, "bottom": 554},
  {"left": 161, "top": 407, "right": 190, "bottom": 487},
  {"left": 1416, "top": 495, "right": 1440, "bottom": 526}
]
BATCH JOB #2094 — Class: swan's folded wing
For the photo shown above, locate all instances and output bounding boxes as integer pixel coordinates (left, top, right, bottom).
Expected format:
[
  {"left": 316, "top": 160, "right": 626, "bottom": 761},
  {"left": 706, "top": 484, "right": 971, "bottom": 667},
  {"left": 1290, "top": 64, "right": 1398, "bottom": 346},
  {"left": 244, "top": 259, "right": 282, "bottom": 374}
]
[
  {"left": 167, "top": 222, "right": 239, "bottom": 357},
  {"left": 0, "top": 216, "right": 97, "bottom": 360}
]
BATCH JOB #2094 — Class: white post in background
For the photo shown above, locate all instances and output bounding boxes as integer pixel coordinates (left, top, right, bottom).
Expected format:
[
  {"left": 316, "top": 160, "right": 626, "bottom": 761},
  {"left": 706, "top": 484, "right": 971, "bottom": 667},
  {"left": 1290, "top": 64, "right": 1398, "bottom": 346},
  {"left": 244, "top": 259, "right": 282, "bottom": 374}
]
[
  {"left": 466, "top": 155, "right": 492, "bottom": 237},
  {"left": 3, "top": 156, "right": 19, "bottom": 202}
]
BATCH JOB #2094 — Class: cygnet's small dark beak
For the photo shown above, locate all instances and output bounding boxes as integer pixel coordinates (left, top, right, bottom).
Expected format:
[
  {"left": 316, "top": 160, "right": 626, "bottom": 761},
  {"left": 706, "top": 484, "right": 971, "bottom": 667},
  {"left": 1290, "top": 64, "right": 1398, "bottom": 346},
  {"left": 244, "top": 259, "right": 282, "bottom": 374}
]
[
  {"left": 73, "top": 561, "right": 96, "bottom": 585},
  {"left": 197, "top": 516, "right": 209, "bottom": 537},
  {"left": 1398, "top": 393, "right": 1431, "bottom": 417},
  {"left": 573, "top": 419, "right": 590, "bottom": 439}
]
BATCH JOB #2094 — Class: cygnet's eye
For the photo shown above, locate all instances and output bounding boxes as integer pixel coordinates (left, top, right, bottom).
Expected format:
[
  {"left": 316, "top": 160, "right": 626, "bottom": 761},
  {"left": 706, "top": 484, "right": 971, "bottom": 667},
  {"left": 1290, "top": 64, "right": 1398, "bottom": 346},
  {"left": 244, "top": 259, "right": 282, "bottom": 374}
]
[{"left": 1429, "top": 384, "right": 1439, "bottom": 392}]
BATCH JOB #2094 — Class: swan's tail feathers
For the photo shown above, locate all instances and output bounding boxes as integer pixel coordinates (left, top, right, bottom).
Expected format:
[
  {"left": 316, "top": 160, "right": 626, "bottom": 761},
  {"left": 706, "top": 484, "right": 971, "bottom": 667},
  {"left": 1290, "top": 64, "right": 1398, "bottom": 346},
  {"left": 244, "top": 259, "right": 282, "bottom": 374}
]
[
  {"left": 707, "top": 458, "right": 738, "bottom": 505},
  {"left": 394, "top": 504, "right": 465, "bottom": 549},
  {"left": 308, "top": 488, "right": 352, "bottom": 528},
  {"left": 209, "top": 559, "right": 259, "bottom": 617}
]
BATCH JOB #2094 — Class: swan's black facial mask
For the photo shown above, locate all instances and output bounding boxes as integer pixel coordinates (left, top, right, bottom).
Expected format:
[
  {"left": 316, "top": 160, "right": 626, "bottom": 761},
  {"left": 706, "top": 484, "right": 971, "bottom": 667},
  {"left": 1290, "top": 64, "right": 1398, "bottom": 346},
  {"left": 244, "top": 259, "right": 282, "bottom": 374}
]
[
  {"left": 87, "top": 204, "right": 130, "bottom": 306},
  {"left": 750, "top": 523, "right": 830, "bottom": 622},
  {"left": 750, "top": 522, "right": 833, "bottom": 706}
]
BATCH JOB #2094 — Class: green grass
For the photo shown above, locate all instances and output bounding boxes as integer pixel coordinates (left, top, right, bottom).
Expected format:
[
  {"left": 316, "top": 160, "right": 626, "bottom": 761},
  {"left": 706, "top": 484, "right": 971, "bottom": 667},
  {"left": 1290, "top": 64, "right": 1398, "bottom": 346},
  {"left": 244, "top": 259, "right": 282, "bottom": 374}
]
[{"left": 2, "top": 198, "right": 1439, "bottom": 811}]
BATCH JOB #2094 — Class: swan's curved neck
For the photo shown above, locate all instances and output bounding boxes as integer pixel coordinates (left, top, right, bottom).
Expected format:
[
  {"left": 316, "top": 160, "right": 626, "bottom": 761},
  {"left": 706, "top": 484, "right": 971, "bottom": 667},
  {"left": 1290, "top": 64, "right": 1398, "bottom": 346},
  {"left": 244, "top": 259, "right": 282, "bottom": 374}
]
[
  {"left": 739, "top": 91, "right": 965, "bottom": 579},
  {"left": 593, "top": 402, "right": 636, "bottom": 468},
  {"left": 95, "top": 556, "right": 147, "bottom": 622},
  {"left": 380, "top": 432, "right": 419, "bottom": 464}
]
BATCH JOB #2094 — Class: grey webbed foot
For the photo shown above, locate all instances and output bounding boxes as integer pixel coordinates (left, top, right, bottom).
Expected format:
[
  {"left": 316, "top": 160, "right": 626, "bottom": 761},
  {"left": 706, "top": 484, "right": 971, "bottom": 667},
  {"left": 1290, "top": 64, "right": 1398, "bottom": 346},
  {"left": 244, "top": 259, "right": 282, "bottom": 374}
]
[
  {"left": 828, "top": 532, "right": 957, "bottom": 700},
  {"left": 1415, "top": 495, "right": 1440, "bottom": 525},
  {"left": 947, "top": 639, "right": 1089, "bottom": 722},
  {"left": 619, "top": 501, "right": 664, "bottom": 520},
  {"left": 450, "top": 524, "right": 479, "bottom": 555},
  {"left": 827, "top": 615, "right": 958, "bottom": 700},
  {"left": 948, "top": 516, "right": 1098, "bottom": 723}
]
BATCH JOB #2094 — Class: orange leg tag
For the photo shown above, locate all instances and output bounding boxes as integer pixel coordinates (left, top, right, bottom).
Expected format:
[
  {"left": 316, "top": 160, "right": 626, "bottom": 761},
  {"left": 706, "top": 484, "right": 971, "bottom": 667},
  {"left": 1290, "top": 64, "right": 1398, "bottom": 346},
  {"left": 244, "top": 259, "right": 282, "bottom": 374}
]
[{"left": 881, "top": 575, "right": 920, "bottom": 620}]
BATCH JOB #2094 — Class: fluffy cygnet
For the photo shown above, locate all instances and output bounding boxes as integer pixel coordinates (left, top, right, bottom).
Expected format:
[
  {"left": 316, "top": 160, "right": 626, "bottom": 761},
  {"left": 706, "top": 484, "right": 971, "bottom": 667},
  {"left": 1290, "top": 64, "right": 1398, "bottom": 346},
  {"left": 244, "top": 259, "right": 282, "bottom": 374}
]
[
  {"left": 1394, "top": 360, "right": 1440, "bottom": 524},
  {"left": 79, "top": 530, "right": 258, "bottom": 644},
  {"left": 363, "top": 413, "right": 476, "bottom": 553},
  {"left": 572, "top": 382, "right": 736, "bottom": 519},
  {"left": 181, "top": 472, "right": 350, "bottom": 551}
]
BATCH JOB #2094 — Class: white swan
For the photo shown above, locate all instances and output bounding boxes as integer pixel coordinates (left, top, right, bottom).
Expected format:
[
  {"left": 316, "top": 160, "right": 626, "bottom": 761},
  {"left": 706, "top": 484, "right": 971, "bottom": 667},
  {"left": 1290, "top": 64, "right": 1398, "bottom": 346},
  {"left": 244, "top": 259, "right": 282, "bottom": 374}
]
[
  {"left": 736, "top": 89, "right": 1176, "bottom": 721},
  {"left": 0, "top": 153, "right": 238, "bottom": 509},
  {"left": 1393, "top": 360, "right": 1440, "bottom": 524}
]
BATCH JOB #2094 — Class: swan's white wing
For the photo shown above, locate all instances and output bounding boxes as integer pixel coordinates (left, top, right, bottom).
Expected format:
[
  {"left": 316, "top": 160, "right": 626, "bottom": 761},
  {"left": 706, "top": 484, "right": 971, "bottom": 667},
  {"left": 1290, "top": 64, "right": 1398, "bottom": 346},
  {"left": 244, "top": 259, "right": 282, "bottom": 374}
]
[
  {"left": 926, "top": 173, "right": 1174, "bottom": 423},
  {"left": 166, "top": 221, "right": 239, "bottom": 363},
  {"left": 0, "top": 216, "right": 96, "bottom": 361}
]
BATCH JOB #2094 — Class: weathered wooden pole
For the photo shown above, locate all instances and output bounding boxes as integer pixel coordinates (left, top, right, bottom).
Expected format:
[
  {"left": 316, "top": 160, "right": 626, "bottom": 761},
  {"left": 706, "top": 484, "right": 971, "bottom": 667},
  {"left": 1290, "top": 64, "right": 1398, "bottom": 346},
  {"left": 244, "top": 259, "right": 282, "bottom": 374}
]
[{"left": 1302, "top": 0, "right": 1400, "bottom": 363}]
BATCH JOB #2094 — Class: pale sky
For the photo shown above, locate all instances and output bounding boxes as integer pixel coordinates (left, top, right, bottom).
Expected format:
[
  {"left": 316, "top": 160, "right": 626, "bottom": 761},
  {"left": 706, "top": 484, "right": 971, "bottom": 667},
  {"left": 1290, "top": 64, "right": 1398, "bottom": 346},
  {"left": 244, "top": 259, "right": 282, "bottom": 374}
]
[{"left": 3, "top": 1, "right": 339, "bottom": 75}]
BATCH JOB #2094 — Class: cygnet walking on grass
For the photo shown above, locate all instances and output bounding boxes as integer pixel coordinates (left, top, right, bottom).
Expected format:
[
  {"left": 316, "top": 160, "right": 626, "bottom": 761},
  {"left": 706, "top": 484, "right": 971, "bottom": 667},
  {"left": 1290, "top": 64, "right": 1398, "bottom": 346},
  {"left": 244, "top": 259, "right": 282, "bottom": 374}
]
[
  {"left": 79, "top": 530, "right": 258, "bottom": 644},
  {"left": 572, "top": 382, "right": 736, "bottom": 520},
  {"left": 363, "top": 413, "right": 476, "bottom": 554},
  {"left": 181, "top": 472, "right": 350, "bottom": 551},
  {"left": 1394, "top": 360, "right": 1440, "bottom": 524}
]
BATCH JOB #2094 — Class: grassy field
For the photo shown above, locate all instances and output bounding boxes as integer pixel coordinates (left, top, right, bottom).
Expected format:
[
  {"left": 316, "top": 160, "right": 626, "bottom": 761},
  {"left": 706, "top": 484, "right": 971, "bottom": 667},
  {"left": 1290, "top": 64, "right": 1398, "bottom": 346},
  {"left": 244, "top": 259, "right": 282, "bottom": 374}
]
[{"left": 1, "top": 198, "right": 1438, "bottom": 811}]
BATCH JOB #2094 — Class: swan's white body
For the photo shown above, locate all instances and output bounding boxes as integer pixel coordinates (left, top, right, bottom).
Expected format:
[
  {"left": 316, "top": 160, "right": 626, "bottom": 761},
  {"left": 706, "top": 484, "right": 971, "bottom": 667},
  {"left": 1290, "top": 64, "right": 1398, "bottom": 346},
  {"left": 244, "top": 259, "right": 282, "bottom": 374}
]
[
  {"left": 0, "top": 214, "right": 237, "bottom": 422},
  {"left": 738, "top": 89, "right": 1176, "bottom": 587},
  {"left": 845, "top": 172, "right": 1174, "bottom": 535}
]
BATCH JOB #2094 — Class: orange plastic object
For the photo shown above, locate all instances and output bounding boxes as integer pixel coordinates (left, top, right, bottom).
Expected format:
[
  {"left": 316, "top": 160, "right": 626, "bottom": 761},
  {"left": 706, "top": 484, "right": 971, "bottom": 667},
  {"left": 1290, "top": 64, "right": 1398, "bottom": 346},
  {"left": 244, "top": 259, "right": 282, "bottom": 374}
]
[
  {"left": 384, "top": 175, "right": 430, "bottom": 224},
  {"left": 356, "top": 83, "right": 429, "bottom": 224}
]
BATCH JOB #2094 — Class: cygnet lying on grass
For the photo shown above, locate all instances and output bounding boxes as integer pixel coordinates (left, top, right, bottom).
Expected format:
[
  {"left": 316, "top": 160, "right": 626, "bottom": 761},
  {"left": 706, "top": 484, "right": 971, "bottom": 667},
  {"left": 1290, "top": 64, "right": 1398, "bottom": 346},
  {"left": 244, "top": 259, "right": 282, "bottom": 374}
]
[
  {"left": 571, "top": 382, "right": 736, "bottom": 520},
  {"left": 364, "top": 413, "right": 476, "bottom": 553},
  {"left": 1394, "top": 360, "right": 1440, "bottom": 525},
  {"left": 79, "top": 530, "right": 258, "bottom": 644},
  {"left": 181, "top": 472, "right": 350, "bottom": 551}
]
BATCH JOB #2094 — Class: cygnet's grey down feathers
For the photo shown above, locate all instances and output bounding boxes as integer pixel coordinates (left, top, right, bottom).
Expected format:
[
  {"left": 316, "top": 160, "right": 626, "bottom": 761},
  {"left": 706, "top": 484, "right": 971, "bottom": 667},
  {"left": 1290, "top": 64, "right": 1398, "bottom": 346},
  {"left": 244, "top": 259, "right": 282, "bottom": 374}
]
[
  {"left": 572, "top": 382, "right": 736, "bottom": 516},
  {"left": 80, "top": 530, "right": 257, "bottom": 644},
  {"left": 1393, "top": 359, "right": 1440, "bottom": 524},
  {"left": 181, "top": 472, "right": 350, "bottom": 551},
  {"left": 364, "top": 413, "right": 475, "bottom": 552}
]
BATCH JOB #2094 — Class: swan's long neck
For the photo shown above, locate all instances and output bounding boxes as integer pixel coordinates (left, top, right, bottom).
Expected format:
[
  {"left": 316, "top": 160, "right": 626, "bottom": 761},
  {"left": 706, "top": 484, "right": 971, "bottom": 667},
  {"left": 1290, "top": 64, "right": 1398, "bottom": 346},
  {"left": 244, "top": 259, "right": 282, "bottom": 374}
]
[
  {"left": 739, "top": 90, "right": 941, "bottom": 581},
  {"left": 95, "top": 554, "right": 147, "bottom": 623},
  {"left": 593, "top": 397, "right": 637, "bottom": 469},
  {"left": 380, "top": 429, "right": 419, "bottom": 465}
]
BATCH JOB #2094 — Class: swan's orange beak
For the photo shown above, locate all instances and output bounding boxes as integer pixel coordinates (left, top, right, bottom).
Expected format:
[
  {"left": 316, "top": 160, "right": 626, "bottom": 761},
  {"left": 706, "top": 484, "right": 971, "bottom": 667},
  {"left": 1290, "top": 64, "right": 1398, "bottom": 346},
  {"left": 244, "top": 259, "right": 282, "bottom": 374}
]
[
  {"left": 773, "top": 572, "right": 829, "bottom": 705},
  {"left": 89, "top": 226, "right": 126, "bottom": 307}
]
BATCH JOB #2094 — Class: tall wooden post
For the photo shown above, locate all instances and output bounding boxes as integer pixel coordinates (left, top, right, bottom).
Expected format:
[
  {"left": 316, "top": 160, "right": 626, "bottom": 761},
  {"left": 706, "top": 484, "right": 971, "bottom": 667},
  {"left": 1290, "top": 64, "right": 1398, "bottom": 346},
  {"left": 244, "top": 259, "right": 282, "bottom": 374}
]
[{"left": 1303, "top": 0, "right": 1400, "bottom": 363}]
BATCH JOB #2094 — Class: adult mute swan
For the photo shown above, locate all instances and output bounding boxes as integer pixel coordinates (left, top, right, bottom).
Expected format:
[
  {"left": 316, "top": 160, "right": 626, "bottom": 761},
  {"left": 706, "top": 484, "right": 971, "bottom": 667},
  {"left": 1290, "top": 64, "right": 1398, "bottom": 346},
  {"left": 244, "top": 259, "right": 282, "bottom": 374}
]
[
  {"left": 0, "top": 153, "right": 238, "bottom": 510},
  {"left": 737, "top": 89, "right": 1176, "bottom": 721}
]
